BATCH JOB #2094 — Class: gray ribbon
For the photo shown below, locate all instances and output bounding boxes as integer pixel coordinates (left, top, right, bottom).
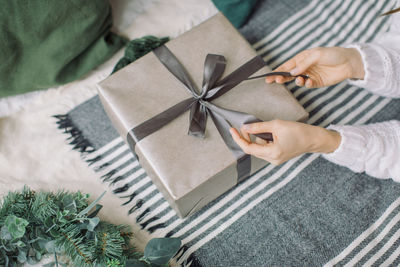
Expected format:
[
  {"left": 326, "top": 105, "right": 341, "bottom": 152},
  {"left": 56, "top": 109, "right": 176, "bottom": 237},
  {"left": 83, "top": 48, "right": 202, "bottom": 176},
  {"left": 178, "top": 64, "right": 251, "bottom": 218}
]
[{"left": 127, "top": 45, "right": 271, "bottom": 181}]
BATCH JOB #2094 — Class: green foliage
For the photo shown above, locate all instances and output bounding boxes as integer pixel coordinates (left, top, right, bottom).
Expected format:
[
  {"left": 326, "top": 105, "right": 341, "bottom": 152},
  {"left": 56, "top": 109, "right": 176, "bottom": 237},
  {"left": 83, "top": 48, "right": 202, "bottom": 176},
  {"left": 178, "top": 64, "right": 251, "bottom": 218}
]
[
  {"left": 1, "top": 215, "right": 29, "bottom": 240},
  {"left": 143, "top": 238, "right": 181, "bottom": 266},
  {"left": 0, "top": 187, "right": 180, "bottom": 267},
  {"left": 111, "top": 35, "right": 169, "bottom": 74},
  {"left": 107, "top": 258, "right": 123, "bottom": 267}
]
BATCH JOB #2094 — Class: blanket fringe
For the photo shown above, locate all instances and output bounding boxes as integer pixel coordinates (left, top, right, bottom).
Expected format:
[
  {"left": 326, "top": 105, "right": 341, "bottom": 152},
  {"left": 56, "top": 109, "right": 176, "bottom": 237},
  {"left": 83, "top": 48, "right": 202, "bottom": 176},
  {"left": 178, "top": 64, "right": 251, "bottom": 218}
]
[
  {"left": 175, "top": 245, "right": 202, "bottom": 267},
  {"left": 54, "top": 114, "right": 196, "bottom": 264},
  {"left": 54, "top": 114, "right": 95, "bottom": 153}
]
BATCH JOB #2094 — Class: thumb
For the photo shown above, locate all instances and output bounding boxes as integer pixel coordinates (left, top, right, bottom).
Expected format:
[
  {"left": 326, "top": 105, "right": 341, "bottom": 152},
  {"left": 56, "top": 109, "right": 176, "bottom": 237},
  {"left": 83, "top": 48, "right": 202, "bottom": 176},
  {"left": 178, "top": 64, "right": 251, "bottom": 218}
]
[
  {"left": 290, "top": 50, "right": 320, "bottom": 76},
  {"left": 241, "top": 121, "right": 274, "bottom": 134}
]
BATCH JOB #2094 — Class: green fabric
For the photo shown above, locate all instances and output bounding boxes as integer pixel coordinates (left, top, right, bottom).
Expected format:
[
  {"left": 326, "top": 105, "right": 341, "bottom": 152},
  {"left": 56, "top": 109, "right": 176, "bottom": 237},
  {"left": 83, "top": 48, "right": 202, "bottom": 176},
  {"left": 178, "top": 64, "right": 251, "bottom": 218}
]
[
  {"left": 0, "top": 0, "right": 127, "bottom": 97},
  {"left": 112, "top": 36, "right": 169, "bottom": 74},
  {"left": 211, "top": 0, "right": 259, "bottom": 28}
]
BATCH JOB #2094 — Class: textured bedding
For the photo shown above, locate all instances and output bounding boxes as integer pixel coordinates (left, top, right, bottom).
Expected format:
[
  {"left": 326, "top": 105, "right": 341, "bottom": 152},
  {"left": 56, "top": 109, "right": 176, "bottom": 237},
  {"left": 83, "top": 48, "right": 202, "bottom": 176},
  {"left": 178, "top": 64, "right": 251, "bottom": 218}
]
[
  {"left": 0, "top": 0, "right": 217, "bottom": 265},
  {"left": 0, "top": 0, "right": 127, "bottom": 97},
  {"left": 0, "top": 0, "right": 216, "bottom": 117}
]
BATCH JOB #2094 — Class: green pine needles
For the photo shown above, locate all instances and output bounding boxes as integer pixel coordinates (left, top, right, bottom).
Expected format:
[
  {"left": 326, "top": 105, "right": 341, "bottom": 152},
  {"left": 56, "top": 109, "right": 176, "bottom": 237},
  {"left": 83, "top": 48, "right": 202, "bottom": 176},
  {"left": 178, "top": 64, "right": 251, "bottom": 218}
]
[
  {"left": 0, "top": 187, "right": 181, "bottom": 267},
  {"left": 111, "top": 35, "right": 169, "bottom": 74}
]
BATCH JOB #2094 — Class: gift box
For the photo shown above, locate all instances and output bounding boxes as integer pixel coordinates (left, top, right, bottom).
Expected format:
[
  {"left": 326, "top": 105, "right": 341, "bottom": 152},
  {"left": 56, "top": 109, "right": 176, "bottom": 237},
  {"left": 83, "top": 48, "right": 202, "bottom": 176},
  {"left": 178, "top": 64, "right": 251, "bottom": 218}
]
[{"left": 97, "top": 13, "right": 308, "bottom": 218}]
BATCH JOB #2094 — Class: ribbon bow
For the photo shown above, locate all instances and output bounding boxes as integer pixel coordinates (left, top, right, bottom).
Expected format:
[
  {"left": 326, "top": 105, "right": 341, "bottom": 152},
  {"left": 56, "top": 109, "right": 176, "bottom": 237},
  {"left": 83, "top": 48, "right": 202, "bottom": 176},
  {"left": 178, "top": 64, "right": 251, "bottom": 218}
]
[{"left": 127, "top": 45, "right": 272, "bottom": 181}]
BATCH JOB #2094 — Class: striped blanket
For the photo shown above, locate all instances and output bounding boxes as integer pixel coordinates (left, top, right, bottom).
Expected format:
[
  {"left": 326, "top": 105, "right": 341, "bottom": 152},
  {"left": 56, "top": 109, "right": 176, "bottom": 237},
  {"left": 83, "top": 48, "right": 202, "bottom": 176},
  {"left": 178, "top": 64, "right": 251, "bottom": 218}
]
[{"left": 57, "top": 0, "right": 400, "bottom": 266}]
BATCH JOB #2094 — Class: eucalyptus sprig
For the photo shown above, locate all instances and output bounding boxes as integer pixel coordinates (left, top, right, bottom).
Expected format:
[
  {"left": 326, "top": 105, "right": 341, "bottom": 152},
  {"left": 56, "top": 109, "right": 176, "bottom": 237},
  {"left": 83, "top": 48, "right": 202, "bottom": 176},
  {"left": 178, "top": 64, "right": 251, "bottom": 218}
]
[{"left": 0, "top": 186, "right": 181, "bottom": 267}]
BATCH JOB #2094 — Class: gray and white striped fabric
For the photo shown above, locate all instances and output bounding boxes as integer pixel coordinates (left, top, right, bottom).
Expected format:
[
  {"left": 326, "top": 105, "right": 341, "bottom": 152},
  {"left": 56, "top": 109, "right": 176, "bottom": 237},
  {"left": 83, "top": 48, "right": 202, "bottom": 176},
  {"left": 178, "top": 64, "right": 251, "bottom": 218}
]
[{"left": 57, "top": 0, "right": 400, "bottom": 265}]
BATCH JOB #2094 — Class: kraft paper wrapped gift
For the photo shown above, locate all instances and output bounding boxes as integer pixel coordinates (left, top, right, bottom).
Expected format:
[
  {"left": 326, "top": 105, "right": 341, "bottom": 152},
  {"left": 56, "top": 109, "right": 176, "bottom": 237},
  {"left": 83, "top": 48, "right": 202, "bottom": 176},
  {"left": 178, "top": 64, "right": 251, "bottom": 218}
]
[{"left": 97, "top": 13, "right": 308, "bottom": 218}]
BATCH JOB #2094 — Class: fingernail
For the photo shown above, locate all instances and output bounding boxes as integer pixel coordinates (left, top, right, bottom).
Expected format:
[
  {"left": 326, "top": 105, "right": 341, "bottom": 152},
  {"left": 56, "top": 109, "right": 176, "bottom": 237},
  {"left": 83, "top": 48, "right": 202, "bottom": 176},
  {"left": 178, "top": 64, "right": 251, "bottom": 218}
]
[
  {"left": 305, "top": 79, "right": 312, "bottom": 88},
  {"left": 295, "top": 78, "right": 301, "bottom": 86},
  {"left": 242, "top": 124, "right": 250, "bottom": 130},
  {"left": 290, "top": 68, "right": 299, "bottom": 76}
]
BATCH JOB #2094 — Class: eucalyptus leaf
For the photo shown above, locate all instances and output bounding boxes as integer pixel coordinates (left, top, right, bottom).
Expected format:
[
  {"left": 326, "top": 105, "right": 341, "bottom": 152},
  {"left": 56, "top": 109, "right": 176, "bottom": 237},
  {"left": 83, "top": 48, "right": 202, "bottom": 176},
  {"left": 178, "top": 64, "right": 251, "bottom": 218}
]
[
  {"left": 4, "top": 215, "right": 28, "bottom": 239},
  {"left": 28, "top": 237, "right": 42, "bottom": 244},
  {"left": 85, "top": 229, "right": 95, "bottom": 240},
  {"left": 78, "top": 191, "right": 106, "bottom": 217},
  {"left": 28, "top": 247, "right": 35, "bottom": 257},
  {"left": 87, "top": 204, "right": 102, "bottom": 218},
  {"left": 125, "top": 258, "right": 148, "bottom": 267},
  {"left": 76, "top": 222, "right": 87, "bottom": 231},
  {"left": 16, "top": 241, "right": 25, "bottom": 248},
  {"left": 144, "top": 238, "right": 181, "bottom": 266},
  {"left": 17, "top": 250, "right": 27, "bottom": 263},
  {"left": 1, "top": 249, "right": 9, "bottom": 266},
  {"left": 37, "top": 239, "right": 48, "bottom": 250},
  {"left": 86, "top": 217, "right": 100, "bottom": 231},
  {"left": 62, "top": 195, "right": 77, "bottom": 213},
  {"left": 45, "top": 240, "right": 56, "bottom": 253},
  {"left": 1, "top": 226, "right": 12, "bottom": 240},
  {"left": 27, "top": 256, "right": 39, "bottom": 265}
]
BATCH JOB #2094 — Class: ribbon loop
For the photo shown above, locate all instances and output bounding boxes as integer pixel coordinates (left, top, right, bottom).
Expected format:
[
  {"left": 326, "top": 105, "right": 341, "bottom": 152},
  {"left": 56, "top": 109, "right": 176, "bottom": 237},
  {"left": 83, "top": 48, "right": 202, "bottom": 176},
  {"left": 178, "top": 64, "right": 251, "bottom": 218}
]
[
  {"left": 188, "top": 100, "right": 208, "bottom": 138},
  {"left": 201, "top": 54, "right": 226, "bottom": 98},
  {"left": 153, "top": 45, "right": 201, "bottom": 97}
]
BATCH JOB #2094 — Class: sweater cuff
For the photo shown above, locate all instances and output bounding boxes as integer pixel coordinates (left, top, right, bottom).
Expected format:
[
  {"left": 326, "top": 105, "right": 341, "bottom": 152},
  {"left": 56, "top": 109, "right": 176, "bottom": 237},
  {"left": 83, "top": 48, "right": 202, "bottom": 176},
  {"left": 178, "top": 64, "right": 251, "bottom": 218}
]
[
  {"left": 345, "top": 43, "right": 386, "bottom": 92},
  {"left": 322, "top": 124, "right": 367, "bottom": 173}
]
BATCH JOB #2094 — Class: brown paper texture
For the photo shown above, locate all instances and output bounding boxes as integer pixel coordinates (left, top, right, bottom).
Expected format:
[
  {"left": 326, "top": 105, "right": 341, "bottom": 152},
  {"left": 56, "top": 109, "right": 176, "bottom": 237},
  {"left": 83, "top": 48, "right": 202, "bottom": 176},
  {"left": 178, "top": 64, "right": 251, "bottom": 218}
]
[{"left": 98, "top": 13, "right": 308, "bottom": 217}]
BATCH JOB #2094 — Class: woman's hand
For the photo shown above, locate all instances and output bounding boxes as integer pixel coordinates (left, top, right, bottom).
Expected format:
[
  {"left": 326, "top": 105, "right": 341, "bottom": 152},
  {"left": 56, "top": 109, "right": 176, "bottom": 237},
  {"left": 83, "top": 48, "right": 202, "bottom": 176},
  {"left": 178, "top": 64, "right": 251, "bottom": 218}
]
[
  {"left": 229, "top": 120, "right": 341, "bottom": 165},
  {"left": 265, "top": 47, "right": 365, "bottom": 88}
]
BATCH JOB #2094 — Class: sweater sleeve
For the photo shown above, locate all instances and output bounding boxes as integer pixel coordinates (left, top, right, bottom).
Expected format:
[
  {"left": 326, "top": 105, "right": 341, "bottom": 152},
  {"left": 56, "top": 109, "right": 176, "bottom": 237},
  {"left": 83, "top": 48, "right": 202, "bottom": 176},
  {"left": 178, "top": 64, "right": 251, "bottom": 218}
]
[
  {"left": 345, "top": 12, "right": 400, "bottom": 98},
  {"left": 322, "top": 121, "right": 400, "bottom": 181}
]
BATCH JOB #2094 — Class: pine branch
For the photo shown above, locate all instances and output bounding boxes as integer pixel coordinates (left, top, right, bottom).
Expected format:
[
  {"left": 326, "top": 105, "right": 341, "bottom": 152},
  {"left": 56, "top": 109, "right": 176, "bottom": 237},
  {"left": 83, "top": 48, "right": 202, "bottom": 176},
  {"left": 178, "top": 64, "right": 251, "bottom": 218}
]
[
  {"left": 60, "top": 232, "right": 92, "bottom": 264},
  {"left": 0, "top": 186, "right": 178, "bottom": 267}
]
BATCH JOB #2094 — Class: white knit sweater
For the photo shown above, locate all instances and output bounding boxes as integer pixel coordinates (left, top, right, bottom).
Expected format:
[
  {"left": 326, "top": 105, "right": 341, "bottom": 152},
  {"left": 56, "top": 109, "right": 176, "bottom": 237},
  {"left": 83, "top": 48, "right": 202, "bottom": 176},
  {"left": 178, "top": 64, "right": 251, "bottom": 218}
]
[{"left": 322, "top": 11, "right": 400, "bottom": 180}]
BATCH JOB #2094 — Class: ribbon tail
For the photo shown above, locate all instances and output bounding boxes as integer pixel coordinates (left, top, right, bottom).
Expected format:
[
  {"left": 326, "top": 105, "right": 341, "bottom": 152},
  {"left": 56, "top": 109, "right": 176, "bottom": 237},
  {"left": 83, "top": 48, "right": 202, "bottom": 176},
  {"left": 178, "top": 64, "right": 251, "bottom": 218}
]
[
  {"left": 201, "top": 101, "right": 273, "bottom": 142},
  {"left": 188, "top": 101, "right": 208, "bottom": 138},
  {"left": 207, "top": 108, "right": 251, "bottom": 182},
  {"left": 205, "top": 55, "right": 266, "bottom": 100},
  {"left": 201, "top": 101, "right": 258, "bottom": 129}
]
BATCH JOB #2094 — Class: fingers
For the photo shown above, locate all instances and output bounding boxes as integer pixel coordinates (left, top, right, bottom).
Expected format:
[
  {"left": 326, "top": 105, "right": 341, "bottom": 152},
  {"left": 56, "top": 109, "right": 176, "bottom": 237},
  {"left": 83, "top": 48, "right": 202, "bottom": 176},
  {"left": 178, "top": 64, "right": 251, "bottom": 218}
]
[
  {"left": 241, "top": 121, "right": 273, "bottom": 134},
  {"left": 229, "top": 128, "right": 268, "bottom": 155},
  {"left": 290, "top": 49, "right": 320, "bottom": 76},
  {"left": 265, "top": 73, "right": 294, "bottom": 84},
  {"left": 266, "top": 58, "right": 297, "bottom": 84},
  {"left": 267, "top": 48, "right": 322, "bottom": 86},
  {"left": 295, "top": 76, "right": 305, "bottom": 87},
  {"left": 254, "top": 136, "right": 268, "bottom": 145},
  {"left": 230, "top": 127, "right": 285, "bottom": 165},
  {"left": 305, "top": 78, "right": 313, "bottom": 88},
  {"left": 295, "top": 76, "right": 314, "bottom": 88},
  {"left": 240, "top": 126, "right": 251, "bottom": 142}
]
